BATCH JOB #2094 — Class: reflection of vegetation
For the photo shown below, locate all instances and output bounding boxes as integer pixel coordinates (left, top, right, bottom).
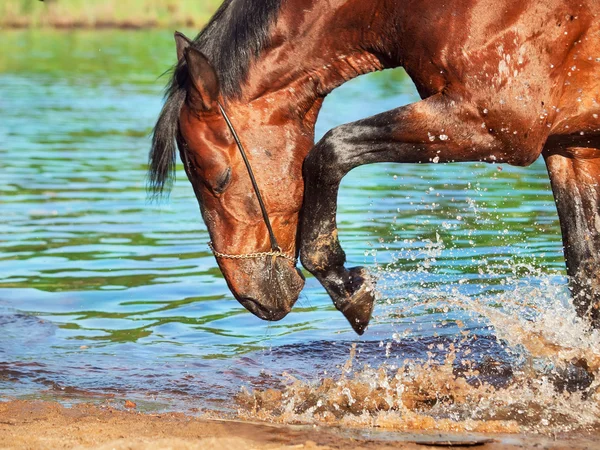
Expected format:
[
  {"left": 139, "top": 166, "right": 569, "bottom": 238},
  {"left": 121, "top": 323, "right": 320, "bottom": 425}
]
[
  {"left": 1, "top": 28, "right": 567, "bottom": 362},
  {"left": 54, "top": 295, "right": 241, "bottom": 344},
  {"left": 0, "top": 30, "right": 181, "bottom": 82},
  {"left": 68, "top": 128, "right": 152, "bottom": 139},
  {"left": 1, "top": 0, "right": 221, "bottom": 28},
  {"left": 52, "top": 299, "right": 326, "bottom": 349},
  {"left": 1, "top": 233, "right": 220, "bottom": 292},
  {"left": 337, "top": 161, "right": 564, "bottom": 279},
  {"left": 369, "top": 68, "right": 416, "bottom": 98}
]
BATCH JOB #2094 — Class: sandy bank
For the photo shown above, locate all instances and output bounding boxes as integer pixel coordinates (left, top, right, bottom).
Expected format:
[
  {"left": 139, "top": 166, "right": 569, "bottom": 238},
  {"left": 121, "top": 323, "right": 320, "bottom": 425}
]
[{"left": 0, "top": 400, "right": 598, "bottom": 450}]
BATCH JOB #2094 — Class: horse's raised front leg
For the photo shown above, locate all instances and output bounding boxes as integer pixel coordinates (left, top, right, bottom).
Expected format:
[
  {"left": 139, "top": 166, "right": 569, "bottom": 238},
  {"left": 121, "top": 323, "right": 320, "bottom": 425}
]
[
  {"left": 300, "top": 94, "right": 544, "bottom": 334},
  {"left": 544, "top": 149, "right": 600, "bottom": 328}
]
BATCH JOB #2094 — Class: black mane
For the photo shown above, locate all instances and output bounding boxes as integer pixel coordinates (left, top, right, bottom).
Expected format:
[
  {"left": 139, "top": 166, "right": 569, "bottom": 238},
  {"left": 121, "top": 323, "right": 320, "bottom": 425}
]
[{"left": 149, "top": 0, "right": 284, "bottom": 196}]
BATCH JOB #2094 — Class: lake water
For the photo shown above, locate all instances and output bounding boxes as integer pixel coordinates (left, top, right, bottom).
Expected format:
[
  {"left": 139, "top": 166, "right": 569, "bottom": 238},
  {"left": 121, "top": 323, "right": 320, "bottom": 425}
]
[{"left": 1, "top": 30, "right": 599, "bottom": 432}]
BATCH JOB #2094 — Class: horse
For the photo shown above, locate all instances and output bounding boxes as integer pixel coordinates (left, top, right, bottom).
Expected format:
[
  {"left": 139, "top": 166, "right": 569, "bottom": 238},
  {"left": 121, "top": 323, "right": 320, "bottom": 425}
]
[{"left": 150, "top": 0, "right": 600, "bottom": 335}]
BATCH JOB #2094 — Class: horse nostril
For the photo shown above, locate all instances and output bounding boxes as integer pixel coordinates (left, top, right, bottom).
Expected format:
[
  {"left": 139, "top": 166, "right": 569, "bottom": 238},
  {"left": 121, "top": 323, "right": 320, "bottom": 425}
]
[
  {"left": 238, "top": 297, "right": 290, "bottom": 321},
  {"left": 264, "top": 309, "right": 289, "bottom": 321},
  {"left": 239, "top": 297, "right": 268, "bottom": 319}
]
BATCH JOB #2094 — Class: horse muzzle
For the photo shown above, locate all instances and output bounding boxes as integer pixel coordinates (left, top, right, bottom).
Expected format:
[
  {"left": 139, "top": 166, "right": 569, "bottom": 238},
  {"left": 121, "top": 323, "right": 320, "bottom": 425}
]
[{"left": 217, "top": 256, "right": 305, "bottom": 321}]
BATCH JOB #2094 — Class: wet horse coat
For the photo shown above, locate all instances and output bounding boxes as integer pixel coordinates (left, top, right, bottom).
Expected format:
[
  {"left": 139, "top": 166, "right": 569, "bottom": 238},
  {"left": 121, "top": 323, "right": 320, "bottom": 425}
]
[{"left": 151, "top": 0, "right": 600, "bottom": 334}]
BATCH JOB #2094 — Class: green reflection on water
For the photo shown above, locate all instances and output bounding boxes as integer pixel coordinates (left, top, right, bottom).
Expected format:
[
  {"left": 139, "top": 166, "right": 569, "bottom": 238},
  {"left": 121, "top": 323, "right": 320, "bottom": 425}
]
[
  {"left": 0, "top": 29, "right": 566, "bottom": 355},
  {"left": 0, "top": 29, "right": 181, "bottom": 82}
]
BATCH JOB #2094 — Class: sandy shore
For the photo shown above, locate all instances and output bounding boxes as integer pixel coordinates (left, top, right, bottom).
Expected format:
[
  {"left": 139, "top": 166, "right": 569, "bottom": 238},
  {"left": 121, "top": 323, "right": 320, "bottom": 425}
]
[{"left": 0, "top": 400, "right": 598, "bottom": 450}]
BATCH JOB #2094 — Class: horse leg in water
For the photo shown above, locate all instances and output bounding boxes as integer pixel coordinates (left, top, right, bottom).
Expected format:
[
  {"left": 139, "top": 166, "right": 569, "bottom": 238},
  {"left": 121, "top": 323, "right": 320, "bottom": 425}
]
[
  {"left": 300, "top": 94, "right": 548, "bottom": 334},
  {"left": 544, "top": 150, "right": 600, "bottom": 328}
]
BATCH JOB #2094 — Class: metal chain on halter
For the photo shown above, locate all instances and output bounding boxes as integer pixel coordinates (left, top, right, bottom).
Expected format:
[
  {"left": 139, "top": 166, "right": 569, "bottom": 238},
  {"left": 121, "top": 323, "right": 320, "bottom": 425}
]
[{"left": 208, "top": 242, "right": 297, "bottom": 263}]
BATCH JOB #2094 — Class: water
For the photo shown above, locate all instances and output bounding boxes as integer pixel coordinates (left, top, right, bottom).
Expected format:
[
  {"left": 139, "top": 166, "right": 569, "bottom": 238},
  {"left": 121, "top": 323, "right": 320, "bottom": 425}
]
[{"left": 1, "top": 30, "right": 599, "bottom": 432}]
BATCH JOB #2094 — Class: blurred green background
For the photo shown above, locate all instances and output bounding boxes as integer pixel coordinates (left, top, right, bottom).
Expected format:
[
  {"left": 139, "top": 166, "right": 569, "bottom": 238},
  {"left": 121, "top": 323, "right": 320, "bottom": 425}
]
[{"left": 1, "top": 0, "right": 222, "bottom": 28}]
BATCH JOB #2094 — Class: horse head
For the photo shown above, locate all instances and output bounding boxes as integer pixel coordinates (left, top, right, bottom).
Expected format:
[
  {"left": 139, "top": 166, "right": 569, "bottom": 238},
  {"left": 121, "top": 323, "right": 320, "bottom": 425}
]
[{"left": 150, "top": 32, "right": 318, "bottom": 322}]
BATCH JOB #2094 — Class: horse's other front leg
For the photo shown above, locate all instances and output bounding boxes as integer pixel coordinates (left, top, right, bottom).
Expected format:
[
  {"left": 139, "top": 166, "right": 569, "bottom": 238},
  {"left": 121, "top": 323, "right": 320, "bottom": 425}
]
[
  {"left": 544, "top": 149, "right": 600, "bottom": 328},
  {"left": 300, "top": 94, "right": 545, "bottom": 334}
]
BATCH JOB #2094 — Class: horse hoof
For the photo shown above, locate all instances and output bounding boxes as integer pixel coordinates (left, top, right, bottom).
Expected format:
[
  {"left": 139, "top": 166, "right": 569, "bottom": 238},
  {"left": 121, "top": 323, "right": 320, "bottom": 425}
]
[
  {"left": 337, "top": 267, "right": 376, "bottom": 335},
  {"left": 551, "top": 358, "right": 595, "bottom": 393}
]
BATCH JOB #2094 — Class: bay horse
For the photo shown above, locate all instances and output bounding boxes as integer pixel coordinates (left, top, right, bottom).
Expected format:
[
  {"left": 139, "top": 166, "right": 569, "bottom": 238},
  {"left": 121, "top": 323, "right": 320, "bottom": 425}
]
[{"left": 151, "top": 0, "right": 600, "bottom": 335}]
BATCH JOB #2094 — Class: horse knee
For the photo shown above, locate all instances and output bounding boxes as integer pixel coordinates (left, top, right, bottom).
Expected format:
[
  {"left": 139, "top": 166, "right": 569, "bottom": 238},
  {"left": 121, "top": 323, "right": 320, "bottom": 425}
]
[
  {"left": 300, "top": 249, "right": 325, "bottom": 275},
  {"left": 300, "top": 227, "right": 346, "bottom": 275},
  {"left": 304, "top": 127, "right": 349, "bottom": 182}
]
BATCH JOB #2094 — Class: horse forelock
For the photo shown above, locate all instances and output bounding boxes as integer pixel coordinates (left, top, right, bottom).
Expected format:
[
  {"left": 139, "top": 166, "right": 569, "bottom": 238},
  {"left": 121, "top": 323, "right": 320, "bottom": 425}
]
[{"left": 149, "top": 0, "right": 285, "bottom": 197}]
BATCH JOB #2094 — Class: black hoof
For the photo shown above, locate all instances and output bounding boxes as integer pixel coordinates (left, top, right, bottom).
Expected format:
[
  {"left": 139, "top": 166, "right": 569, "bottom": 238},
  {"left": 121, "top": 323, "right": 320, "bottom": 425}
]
[
  {"left": 335, "top": 267, "right": 376, "bottom": 335},
  {"left": 551, "top": 358, "right": 595, "bottom": 393}
]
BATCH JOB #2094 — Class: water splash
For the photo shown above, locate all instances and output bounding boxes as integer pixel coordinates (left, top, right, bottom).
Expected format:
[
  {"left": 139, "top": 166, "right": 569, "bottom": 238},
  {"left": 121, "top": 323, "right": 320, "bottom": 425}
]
[{"left": 237, "top": 263, "right": 600, "bottom": 433}]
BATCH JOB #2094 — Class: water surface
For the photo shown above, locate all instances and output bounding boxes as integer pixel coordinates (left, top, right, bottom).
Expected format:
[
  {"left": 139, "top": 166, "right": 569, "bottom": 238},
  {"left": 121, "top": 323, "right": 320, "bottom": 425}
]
[{"left": 1, "top": 30, "right": 598, "bottom": 432}]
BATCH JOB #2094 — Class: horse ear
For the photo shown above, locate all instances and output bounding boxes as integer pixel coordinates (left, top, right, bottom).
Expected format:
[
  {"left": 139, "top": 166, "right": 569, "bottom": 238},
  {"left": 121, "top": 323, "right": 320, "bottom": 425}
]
[
  {"left": 174, "top": 31, "right": 192, "bottom": 61},
  {"left": 184, "top": 47, "right": 220, "bottom": 111}
]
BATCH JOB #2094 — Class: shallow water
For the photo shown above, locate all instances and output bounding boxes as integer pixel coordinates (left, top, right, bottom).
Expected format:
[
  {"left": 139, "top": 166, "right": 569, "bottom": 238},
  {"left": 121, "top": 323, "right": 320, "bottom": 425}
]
[{"left": 1, "top": 30, "right": 599, "bottom": 433}]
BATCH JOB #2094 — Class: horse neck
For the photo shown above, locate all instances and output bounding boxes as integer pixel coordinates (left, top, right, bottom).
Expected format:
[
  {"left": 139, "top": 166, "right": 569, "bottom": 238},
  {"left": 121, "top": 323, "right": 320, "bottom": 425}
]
[{"left": 240, "top": 0, "right": 398, "bottom": 110}]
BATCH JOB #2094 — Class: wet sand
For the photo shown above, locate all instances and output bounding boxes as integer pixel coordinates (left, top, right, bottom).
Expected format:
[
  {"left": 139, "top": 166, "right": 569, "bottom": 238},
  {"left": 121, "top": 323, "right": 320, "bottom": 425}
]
[{"left": 0, "top": 400, "right": 598, "bottom": 450}]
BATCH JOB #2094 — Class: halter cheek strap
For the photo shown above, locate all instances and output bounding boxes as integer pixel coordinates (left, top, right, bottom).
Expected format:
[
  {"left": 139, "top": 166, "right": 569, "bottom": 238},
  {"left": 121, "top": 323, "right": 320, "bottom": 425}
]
[
  {"left": 217, "top": 103, "right": 279, "bottom": 251},
  {"left": 204, "top": 102, "right": 296, "bottom": 264}
]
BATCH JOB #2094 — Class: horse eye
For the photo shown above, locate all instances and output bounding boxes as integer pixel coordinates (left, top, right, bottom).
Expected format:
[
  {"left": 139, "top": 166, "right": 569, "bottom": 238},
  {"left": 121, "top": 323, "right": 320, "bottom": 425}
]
[{"left": 214, "top": 168, "right": 232, "bottom": 194}]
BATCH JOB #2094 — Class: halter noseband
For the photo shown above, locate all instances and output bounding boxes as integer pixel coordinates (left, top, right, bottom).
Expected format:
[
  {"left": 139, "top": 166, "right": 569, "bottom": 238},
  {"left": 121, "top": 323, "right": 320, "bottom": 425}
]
[{"left": 202, "top": 102, "right": 296, "bottom": 264}]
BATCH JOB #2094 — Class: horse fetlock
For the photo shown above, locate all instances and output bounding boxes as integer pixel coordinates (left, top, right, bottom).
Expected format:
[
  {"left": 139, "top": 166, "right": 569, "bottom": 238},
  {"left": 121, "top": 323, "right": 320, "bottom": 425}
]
[
  {"left": 572, "top": 290, "right": 600, "bottom": 329},
  {"left": 300, "top": 229, "right": 345, "bottom": 274},
  {"left": 570, "top": 262, "right": 600, "bottom": 328}
]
